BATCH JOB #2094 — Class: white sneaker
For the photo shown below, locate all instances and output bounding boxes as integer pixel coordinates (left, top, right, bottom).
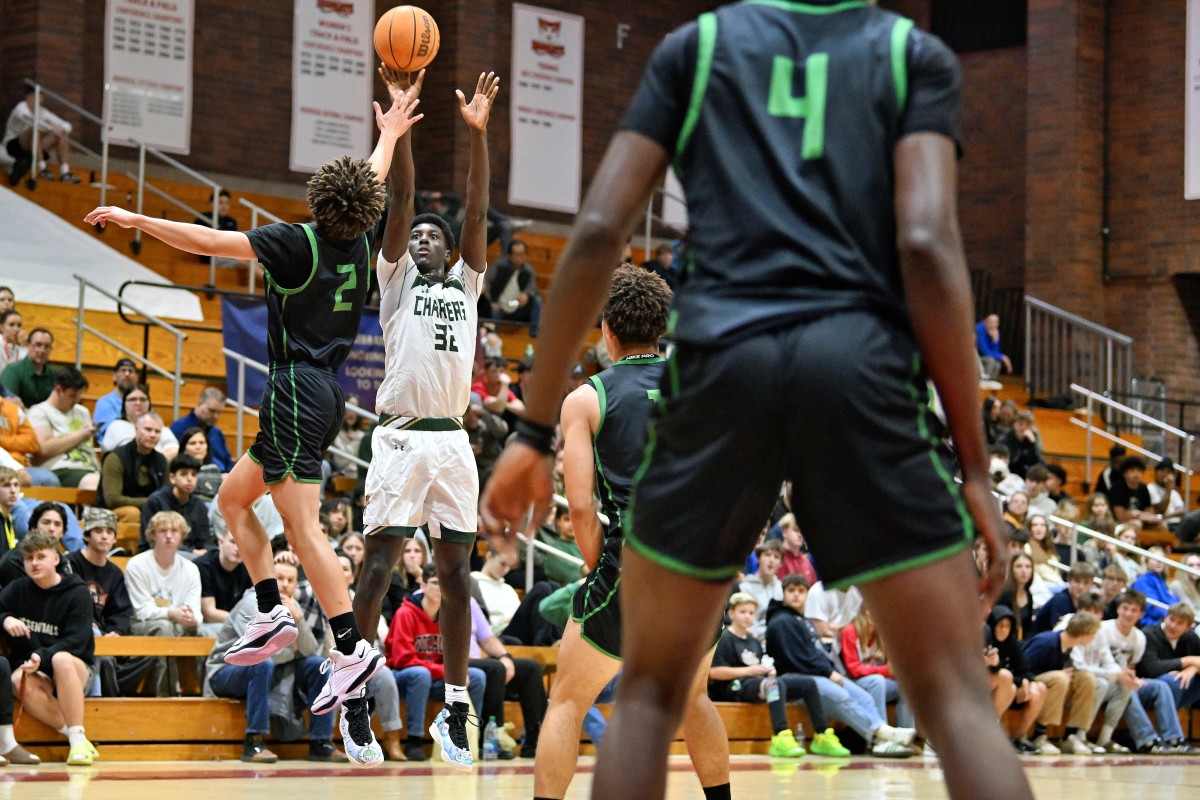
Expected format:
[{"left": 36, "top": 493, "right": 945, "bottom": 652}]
[
  {"left": 1102, "top": 741, "right": 1131, "bottom": 754},
  {"left": 1061, "top": 732, "right": 1104, "bottom": 755},
  {"left": 875, "top": 723, "right": 917, "bottom": 746},
  {"left": 871, "top": 740, "right": 916, "bottom": 758},
  {"left": 1032, "top": 734, "right": 1061, "bottom": 755},
  {"left": 922, "top": 741, "right": 938, "bottom": 759},
  {"left": 429, "top": 703, "right": 474, "bottom": 770},
  {"left": 339, "top": 698, "right": 383, "bottom": 767},
  {"left": 310, "top": 640, "right": 385, "bottom": 715},
  {"left": 223, "top": 605, "right": 297, "bottom": 666}
]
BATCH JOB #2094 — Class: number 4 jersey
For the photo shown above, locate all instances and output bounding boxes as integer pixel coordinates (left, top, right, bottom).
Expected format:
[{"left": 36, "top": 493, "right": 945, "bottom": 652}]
[{"left": 374, "top": 252, "right": 484, "bottom": 418}]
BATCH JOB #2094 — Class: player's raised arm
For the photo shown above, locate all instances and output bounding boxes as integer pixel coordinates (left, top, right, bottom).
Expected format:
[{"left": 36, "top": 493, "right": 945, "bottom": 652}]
[
  {"left": 379, "top": 66, "right": 423, "bottom": 265},
  {"left": 366, "top": 89, "right": 423, "bottom": 187},
  {"left": 456, "top": 72, "right": 500, "bottom": 273},
  {"left": 83, "top": 206, "right": 255, "bottom": 260}
]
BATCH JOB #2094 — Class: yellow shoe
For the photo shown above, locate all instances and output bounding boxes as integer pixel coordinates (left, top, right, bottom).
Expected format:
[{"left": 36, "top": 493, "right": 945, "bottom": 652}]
[
  {"left": 769, "top": 729, "right": 806, "bottom": 758},
  {"left": 810, "top": 728, "right": 851, "bottom": 757},
  {"left": 66, "top": 739, "right": 97, "bottom": 766}
]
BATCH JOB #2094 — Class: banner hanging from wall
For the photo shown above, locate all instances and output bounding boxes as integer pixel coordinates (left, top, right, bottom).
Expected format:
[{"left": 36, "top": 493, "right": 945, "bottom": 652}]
[
  {"left": 1187, "top": 0, "right": 1200, "bottom": 199},
  {"left": 290, "top": 0, "right": 373, "bottom": 174},
  {"left": 509, "top": 4, "right": 585, "bottom": 213},
  {"left": 103, "top": 0, "right": 194, "bottom": 154},
  {"left": 222, "top": 297, "right": 386, "bottom": 414}
]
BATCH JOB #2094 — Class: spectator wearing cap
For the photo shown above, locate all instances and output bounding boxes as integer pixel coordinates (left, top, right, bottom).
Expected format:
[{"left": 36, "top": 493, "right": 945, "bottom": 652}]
[
  {"left": 1147, "top": 458, "right": 1186, "bottom": 527},
  {"left": 66, "top": 508, "right": 132, "bottom": 636},
  {"left": 98, "top": 411, "right": 167, "bottom": 529},
  {"left": 0, "top": 328, "right": 55, "bottom": 409},
  {"left": 92, "top": 358, "right": 139, "bottom": 439},
  {"left": 169, "top": 387, "right": 234, "bottom": 473}
]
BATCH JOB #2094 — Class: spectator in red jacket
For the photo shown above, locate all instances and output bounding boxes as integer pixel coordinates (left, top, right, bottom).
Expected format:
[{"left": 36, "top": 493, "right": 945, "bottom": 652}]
[
  {"left": 775, "top": 514, "right": 817, "bottom": 585},
  {"left": 839, "top": 608, "right": 914, "bottom": 728}
]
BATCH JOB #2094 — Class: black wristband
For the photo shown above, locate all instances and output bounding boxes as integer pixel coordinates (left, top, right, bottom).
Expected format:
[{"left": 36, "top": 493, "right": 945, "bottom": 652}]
[
  {"left": 498, "top": 652, "right": 513, "bottom": 660},
  {"left": 514, "top": 418, "right": 555, "bottom": 455}
]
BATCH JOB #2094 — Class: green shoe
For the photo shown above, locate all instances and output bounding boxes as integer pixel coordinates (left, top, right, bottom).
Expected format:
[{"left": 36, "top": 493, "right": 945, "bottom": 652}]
[
  {"left": 769, "top": 729, "right": 806, "bottom": 758},
  {"left": 66, "top": 738, "right": 97, "bottom": 766},
  {"left": 810, "top": 728, "right": 851, "bottom": 757}
]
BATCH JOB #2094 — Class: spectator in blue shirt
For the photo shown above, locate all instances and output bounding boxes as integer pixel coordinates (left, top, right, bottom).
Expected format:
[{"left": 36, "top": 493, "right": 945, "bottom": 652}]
[
  {"left": 1021, "top": 614, "right": 1100, "bottom": 754},
  {"left": 1034, "top": 562, "right": 1097, "bottom": 634},
  {"left": 976, "top": 314, "right": 1012, "bottom": 379},
  {"left": 1130, "top": 547, "right": 1180, "bottom": 627},
  {"left": 92, "top": 359, "right": 139, "bottom": 438},
  {"left": 170, "top": 388, "right": 233, "bottom": 473}
]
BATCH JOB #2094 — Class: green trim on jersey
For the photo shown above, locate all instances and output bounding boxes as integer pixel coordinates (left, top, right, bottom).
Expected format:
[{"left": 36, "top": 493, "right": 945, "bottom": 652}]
[
  {"left": 625, "top": 528, "right": 745, "bottom": 581},
  {"left": 674, "top": 12, "right": 718, "bottom": 168},
  {"left": 890, "top": 18, "right": 914, "bottom": 111},
  {"left": 828, "top": 538, "right": 972, "bottom": 590},
  {"left": 744, "top": 0, "right": 868, "bottom": 13},
  {"left": 588, "top": 374, "right": 623, "bottom": 533},
  {"left": 288, "top": 362, "right": 303, "bottom": 477},
  {"left": 590, "top": 375, "right": 608, "bottom": 439},
  {"left": 577, "top": 573, "right": 621, "bottom": 625},
  {"left": 265, "top": 224, "right": 321, "bottom": 296},
  {"left": 907, "top": 352, "right": 974, "bottom": 542},
  {"left": 577, "top": 626, "right": 621, "bottom": 661}
]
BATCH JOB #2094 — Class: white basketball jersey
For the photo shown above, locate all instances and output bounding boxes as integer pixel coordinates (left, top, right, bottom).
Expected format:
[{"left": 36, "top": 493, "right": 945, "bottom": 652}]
[{"left": 374, "top": 252, "right": 484, "bottom": 417}]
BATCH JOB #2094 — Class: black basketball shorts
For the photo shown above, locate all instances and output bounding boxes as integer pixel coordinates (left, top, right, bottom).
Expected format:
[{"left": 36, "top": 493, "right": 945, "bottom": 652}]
[{"left": 248, "top": 362, "right": 344, "bottom": 484}]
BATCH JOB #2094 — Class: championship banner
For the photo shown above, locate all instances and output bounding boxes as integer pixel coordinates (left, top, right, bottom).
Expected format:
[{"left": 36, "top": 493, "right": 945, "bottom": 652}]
[
  {"left": 1188, "top": 0, "right": 1200, "bottom": 198},
  {"left": 290, "top": 0, "right": 374, "bottom": 174},
  {"left": 509, "top": 4, "right": 585, "bottom": 213},
  {"left": 103, "top": 0, "right": 194, "bottom": 153},
  {"left": 222, "top": 297, "right": 386, "bottom": 412}
]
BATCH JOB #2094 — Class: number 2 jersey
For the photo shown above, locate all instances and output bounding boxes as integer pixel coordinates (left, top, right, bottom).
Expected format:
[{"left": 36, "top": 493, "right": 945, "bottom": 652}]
[
  {"left": 373, "top": 252, "right": 484, "bottom": 418},
  {"left": 619, "top": 0, "right": 961, "bottom": 345}
]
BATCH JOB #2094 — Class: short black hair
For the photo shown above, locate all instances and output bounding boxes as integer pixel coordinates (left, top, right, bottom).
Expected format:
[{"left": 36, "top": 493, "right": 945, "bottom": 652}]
[
  {"left": 1045, "top": 463, "right": 1067, "bottom": 483},
  {"left": 29, "top": 501, "right": 67, "bottom": 530},
  {"left": 422, "top": 563, "right": 438, "bottom": 582},
  {"left": 1109, "top": 444, "right": 1127, "bottom": 460},
  {"left": 170, "top": 454, "right": 202, "bottom": 474},
  {"left": 219, "top": 188, "right": 231, "bottom": 200},
  {"left": 411, "top": 213, "right": 456, "bottom": 251},
  {"left": 508, "top": 238, "right": 528, "bottom": 255},
  {"left": 602, "top": 265, "right": 672, "bottom": 347},
  {"left": 54, "top": 365, "right": 88, "bottom": 392},
  {"left": 781, "top": 573, "right": 810, "bottom": 590},
  {"left": 1118, "top": 455, "right": 1146, "bottom": 474},
  {"left": 27, "top": 327, "right": 52, "bottom": 343}
]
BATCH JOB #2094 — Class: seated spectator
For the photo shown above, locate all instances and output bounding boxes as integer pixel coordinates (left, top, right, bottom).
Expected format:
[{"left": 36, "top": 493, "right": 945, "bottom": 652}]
[
  {"left": 0, "top": 500, "right": 74, "bottom": 585},
  {"left": 1139, "top": 602, "right": 1200, "bottom": 712},
  {"left": 472, "top": 357, "right": 527, "bottom": 420},
  {"left": 1081, "top": 492, "right": 1117, "bottom": 535},
  {"left": 125, "top": 510, "right": 201, "bottom": 696},
  {"left": 775, "top": 513, "right": 817, "bottom": 585},
  {"left": 739, "top": 539, "right": 784, "bottom": 640},
  {"left": 975, "top": 313, "right": 1012, "bottom": 379},
  {"left": 466, "top": 596, "right": 546, "bottom": 758},
  {"left": 1148, "top": 458, "right": 1187, "bottom": 527},
  {"left": 838, "top": 608, "right": 913, "bottom": 729},
  {"left": 986, "top": 606, "right": 1047, "bottom": 754},
  {"left": 1049, "top": 499, "right": 1080, "bottom": 557},
  {"left": 764, "top": 575, "right": 916, "bottom": 757},
  {"left": 641, "top": 243, "right": 679, "bottom": 289},
  {"left": 989, "top": 445, "right": 1026, "bottom": 498},
  {"left": 98, "top": 411, "right": 168, "bottom": 528},
  {"left": 92, "top": 359, "right": 139, "bottom": 438},
  {"left": 536, "top": 506, "right": 584, "bottom": 586},
  {"left": 1003, "top": 491, "right": 1029, "bottom": 534},
  {"left": 1130, "top": 547, "right": 1180, "bottom": 626},
  {"left": 472, "top": 548, "right": 521, "bottom": 635},
  {"left": 1020, "top": 613, "right": 1100, "bottom": 755},
  {"left": 195, "top": 528, "right": 251, "bottom": 636},
  {"left": 485, "top": 240, "right": 542, "bottom": 337},
  {"left": 193, "top": 189, "right": 249, "bottom": 269},
  {"left": 1094, "top": 444, "right": 1127, "bottom": 499},
  {"left": 0, "top": 311, "right": 25, "bottom": 372},
  {"left": 1170, "top": 554, "right": 1200, "bottom": 617},
  {"left": 0, "top": 328, "right": 55, "bottom": 409},
  {"left": 0, "top": 532, "right": 95, "bottom": 764},
  {"left": 4, "top": 86, "right": 81, "bottom": 184},
  {"left": 464, "top": 397, "right": 507, "bottom": 487},
  {"left": 321, "top": 498, "right": 352, "bottom": 541},
  {"left": 710, "top": 592, "right": 847, "bottom": 758},
  {"left": 805, "top": 581, "right": 863, "bottom": 647},
  {"left": 1109, "top": 456, "right": 1161, "bottom": 527},
  {"left": 337, "top": 532, "right": 364, "bottom": 580},
  {"left": 209, "top": 491, "right": 283, "bottom": 544},
  {"left": 100, "top": 384, "right": 180, "bottom": 459},
  {"left": 1055, "top": 592, "right": 1129, "bottom": 753},
  {"left": 1102, "top": 590, "right": 1199, "bottom": 754},
  {"left": 1110, "top": 522, "right": 1145, "bottom": 583},
  {"left": 0, "top": 395, "right": 57, "bottom": 487},
  {"left": 982, "top": 397, "right": 1005, "bottom": 446},
  {"left": 997, "top": 552, "right": 1039, "bottom": 640},
  {"left": 28, "top": 366, "right": 99, "bottom": 489},
  {"left": 139, "top": 455, "right": 213, "bottom": 555},
  {"left": 1024, "top": 514, "right": 1063, "bottom": 588},
  {"left": 0, "top": 468, "right": 17, "bottom": 556},
  {"left": 384, "top": 564, "right": 486, "bottom": 761},
  {"left": 66, "top": 509, "right": 132, "bottom": 637},
  {"left": 1098, "top": 565, "right": 1128, "bottom": 618},
  {"left": 177, "top": 426, "right": 221, "bottom": 501},
  {"left": 380, "top": 537, "right": 428, "bottom": 625},
  {"left": 206, "top": 558, "right": 347, "bottom": 763},
  {"left": 1024, "top": 464, "right": 1056, "bottom": 517},
  {"left": 1034, "top": 562, "right": 1097, "bottom": 634},
  {"left": 1045, "top": 463, "right": 1070, "bottom": 505},
  {"left": 999, "top": 411, "right": 1043, "bottom": 479},
  {"left": 169, "top": 387, "right": 234, "bottom": 473},
  {"left": 328, "top": 397, "right": 366, "bottom": 479}
]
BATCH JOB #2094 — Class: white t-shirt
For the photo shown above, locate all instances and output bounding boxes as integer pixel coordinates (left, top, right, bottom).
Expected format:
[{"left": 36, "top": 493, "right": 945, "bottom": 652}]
[
  {"left": 739, "top": 573, "right": 782, "bottom": 639},
  {"left": 1100, "top": 618, "right": 1146, "bottom": 669},
  {"left": 374, "top": 253, "right": 484, "bottom": 418},
  {"left": 1147, "top": 482, "right": 1186, "bottom": 519},
  {"left": 472, "top": 571, "right": 520, "bottom": 633},
  {"left": 804, "top": 583, "right": 863, "bottom": 631},
  {"left": 124, "top": 550, "right": 202, "bottom": 622},
  {"left": 28, "top": 401, "right": 99, "bottom": 472}
]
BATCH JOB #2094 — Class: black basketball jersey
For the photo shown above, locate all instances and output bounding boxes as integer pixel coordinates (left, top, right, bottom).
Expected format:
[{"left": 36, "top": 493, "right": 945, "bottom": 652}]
[
  {"left": 590, "top": 354, "right": 665, "bottom": 539},
  {"left": 245, "top": 222, "right": 372, "bottom": 370},
  {"left": 621, "top": 0, "right": 961, "bottom": 345}
]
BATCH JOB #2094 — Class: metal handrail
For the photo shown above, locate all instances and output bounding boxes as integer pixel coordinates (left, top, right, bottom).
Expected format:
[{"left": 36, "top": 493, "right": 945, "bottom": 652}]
[
  {"left": 1025, "top": 297, "right": 1134, "bottom": 343},
  {"left": 1043, "top": 557, "right": 1169, "bottom": 612},
  {"left": 1066, "top": 418, "right": 1189, "bottom": 474},
  {"left": 73, "top": 275, "right": 186, "bottom": 420}
]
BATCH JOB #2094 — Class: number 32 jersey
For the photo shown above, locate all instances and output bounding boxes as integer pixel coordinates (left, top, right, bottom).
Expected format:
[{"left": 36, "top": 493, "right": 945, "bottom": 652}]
[{"left": 374, "top": 252, "right": 484, "bottom": 418}]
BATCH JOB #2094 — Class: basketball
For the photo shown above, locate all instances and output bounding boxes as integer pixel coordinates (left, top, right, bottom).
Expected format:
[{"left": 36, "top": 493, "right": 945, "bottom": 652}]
[{"left": 374, "top": 6, "right": 440, "bottom": 73}]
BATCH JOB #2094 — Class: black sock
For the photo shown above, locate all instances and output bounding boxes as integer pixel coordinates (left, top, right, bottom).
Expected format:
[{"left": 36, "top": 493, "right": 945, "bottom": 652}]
[
  {"left": 702, "top": 785, "right": 731, "bottom": 800},
  {"left": 534, "top": 797, "right": 561, "bottom": 800},
  {"left": 1064, "top": 727, "right": 1078, "bottom": 737},
  {"left": 255, "top": 579, "right": 281, "bottom": 613},
  {"left": 1033, "top": 723, "right": 1047, "bottom": 738},
  {"left": 329, "top": 612, "right": 364, "bottom": 652}
]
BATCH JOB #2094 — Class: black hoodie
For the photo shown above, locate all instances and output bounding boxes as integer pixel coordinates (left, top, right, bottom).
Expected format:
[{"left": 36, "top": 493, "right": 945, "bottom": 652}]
[
  {"left": 0, "top": 573, "right": 94, "bottom": 675},
  {"left": 987, "top": 605, "right": 1035, "bottom": 684},
  {"left": 764, "top": 598, "right": 838, "bottom": 677}
]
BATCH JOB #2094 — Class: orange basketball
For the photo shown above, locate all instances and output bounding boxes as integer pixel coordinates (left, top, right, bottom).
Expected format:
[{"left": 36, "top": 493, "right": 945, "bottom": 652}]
[{"left": 374, "top": 6, "right": 440, "bottom": 73}]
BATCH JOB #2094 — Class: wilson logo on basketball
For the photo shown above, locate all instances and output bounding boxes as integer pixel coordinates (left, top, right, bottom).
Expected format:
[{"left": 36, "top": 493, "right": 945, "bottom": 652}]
[
  {"left": 317, "top": 0, "right": 354, "bottom": 17},
  {"left": 415, "top": 14, "right": 433, "bottom": 57},
  {"left": 532, "top": 17, "right": 565, "bottom": 58}
]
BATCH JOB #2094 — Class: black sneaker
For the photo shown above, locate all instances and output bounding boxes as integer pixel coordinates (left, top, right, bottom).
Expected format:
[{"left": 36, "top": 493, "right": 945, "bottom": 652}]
[
  {"left": 404, "top": 737, "right": 429, "bottom": 761},
  {"left": 8, "top": 155, "right": 30, "bottom": 186},
  {"left": 1137, "top": 738, "right": 1176, "bottom": 755},
  {"left": 1166, "top": 738, "right": 1200, "bottom": 755},
  {"left": 242, "top": 734, "right": 278, "bottom": 763},
  {"left": 307, "top": 739, "right": 349, "bottom": 762},
  {"left": 60, "top": 171, "right": 81, "bottom": 184},
  {"left": 1013, "top": 738, "right": 1041, "bottom": 755},
  {"left": 37, "top": 168, "right": 55, "bottom": 180}
]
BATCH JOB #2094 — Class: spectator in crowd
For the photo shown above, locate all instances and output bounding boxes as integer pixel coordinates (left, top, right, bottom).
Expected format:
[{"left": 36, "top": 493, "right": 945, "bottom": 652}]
[
  {"left": 0, "top": 532, "right": 95, "bottom": 764},
  {"left": 1139, "top": 602, "right": 1200, "bottom": 712},
  {"left": 66, "top": 508, "right": 132, "bottom": 637},
  {"left": 1111, "top": 523, "right": 1144, "bottom": 585},
  {"left": 4, "top": 86, "right": 81, "bottom": 184},
  {"left": 1025, "top": 514, "right": 1063, "bottom": 588},
  {"left": 775, "top": 514, "right": 817, "bottom": 585},
  {"left": 1082, "top": 492, "right": 1117, "bottom": 534},
  {"left": 169, "top": 387, "right": 234, "bottom": 473},
  {"left": 98, "top": 411, "right": 167, "bottom": 528},
  {"left": 0, "top": 394, "right": 56, "bottom": 487},
  {"left": 100, "top": 384, "right": 180, "bottom": 459},
  {"left": 1050, "top": 497, "right": 1081, "bottom": 565},
  {"left": 466, "top": 595, "right": 547, "bottom": 758},
  {"left": 1170, "top": 554, "right": 1200, "bottom": 616},
  {"left": 472, "top": 548, "right": 520, "bottom": 635},
  {"left": 1101, "top": 590, "right": 1199, "bottom": 754},
  {"left": 1109, "top": 456, "right": 1161, "bottom": 527},
  {"left": 975, "top": 314, "right": 1012, "bottom": 379},
  {"left": 641, "top": 243, "right": 679, "bottom": 289},
  {"left": 739, "top": 539, "right": 784, "bottom": 640},
  {"left": 328, "top": 397, "right": 366, "bottom": 479},
  {"left": 536, "top": 506, "right": 584, "bottom": 586},
  {"left": 485, "top": 240, "right": 542, "bottom": 336},
  {"left": 839, "top": 608, "right": 914, "bottom": 729},
  {"left": 999, "top": 411, "right": 1043, "bottom": 479},
  {"left": 1094, "top": 444, "right": 1127, "bottom": 499},
  {"left": 206, "top": 558, "right": 348, "bottom": 763},
  {"left": 381, "top": 537, "right": 430, "bottom": 624},
  {"left": 177, "top": 426, "right": 221, "bottom": 502},
  {"left": 982, "top": 397, "right": 1005, "bottom": 446},
  {"left": 0, "top": 501, "right": 74, "bottom": 584},
  {"left": 338, "top": 532, "right": 364, "bottom": 578},
  {"left": 1054, "top": 592, "right": 1129, "bottom": 753},
  {"left": 0, "top": 468, "right": 17, "bottom": 556},
  {"left": 1003, "top": 491, "right": 1029, "bottom": 534},
  {"left": 472, "top": 357, "right": 526, "bottom": 420},
  {"left": 193, "top": 190, "right": 249, "bottom": 270},
  {"left": 0, "top": 311, "right": 25, "bottom": 372},
  {"left": 710, "top": 592, "right": 847, "bottom": 758},
  {"left": 1098, "top": 565, "right": 1129, "bottom": 618},
  {"left": 464, "top": 397, "right": 507, "bottom": 487},
  {"left": 139, "top": 455, "right": 213, "bottom": 555},
  {"left": 195, "top": 528, "right": 251, "bottom": 636},
  {"left": 320, "top": 498, "right": 352, "bottom": 541},
  {"left": 1, "top": 328, "right": 55, "bottom": 409},
  {"left": 125, "top": 510, "right": 201, "bottom": 696},
  {"left": 1020, "top": 613, "right": 1100, "bottom": 755},
  {"left": 1024, "top": 464, "right": 1056, "bottom": 517},
  {"left": 0, "top": 288, "right": 11, "bottom": 316},
  {"left": 997, "top": 552, "right": 1038, "bottom": 640},
  {"left": 986, "top": 605, "right": 1047, "bottom": 754},
  {"left": 1148, "top": 458, "right": 1187, "bottom": 527},
  {"left": 1034, "top": 562, "right": 1097, "bottom": 634},
  {"left": 28, "top": 366, "right": 99, "bottom": 489},
  {"left": 765, "top": 575, "right": 916, "bottom": 757},
  {"left": 92, "top": 359, "right": 140, "bottom": 438},
  {"left": 805, "top": 581, "right": 863, "bottom": 646},
  {"left": 384, "top": 564, "right": 486, "bottom": 761},
  {"left": 209, "top": 492, "right": 284, "bottom": 547},
  {"left": 1130, "top": 546, "right": 1180, "bottom": 626}
]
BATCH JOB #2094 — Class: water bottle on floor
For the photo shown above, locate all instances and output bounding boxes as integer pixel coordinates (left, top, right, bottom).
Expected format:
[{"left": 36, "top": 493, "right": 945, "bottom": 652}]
[{"left": 483, "top": 716, "right": 499, "bottom": 761}]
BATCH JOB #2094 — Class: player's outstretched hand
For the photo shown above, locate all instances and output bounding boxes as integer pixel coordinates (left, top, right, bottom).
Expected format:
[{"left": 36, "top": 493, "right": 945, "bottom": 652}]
[
  {"left": 962, "top": 476, "right": 1009, "bottom": 614},
  {"left": 374, "top": 90, "right": 423, "bottom": 139},
  {"left": 84, "top": 206, "right": 138, "bottom": 229},
  {"left": 379, "top": 64, "right": 425, "bottom": 106},
  {"left": 458, "top": 71, "right": 500, "bottom": 132},
  {"left": 479, "top": 440, "right": 553, "bottom": 559}
]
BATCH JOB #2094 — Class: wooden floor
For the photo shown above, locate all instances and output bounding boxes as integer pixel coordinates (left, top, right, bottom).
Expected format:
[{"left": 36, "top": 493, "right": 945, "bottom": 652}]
[{"left": 4, "top": 755, "right": 1199, "bottom": 800}]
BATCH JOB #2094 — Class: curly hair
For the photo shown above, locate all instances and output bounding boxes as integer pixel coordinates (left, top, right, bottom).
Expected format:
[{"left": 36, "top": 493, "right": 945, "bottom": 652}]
[
  {"left": 602, "top": 264, "right": 672, "bottom": 347},
  {"left": 306, "top": 156, "right": 387, "bottom": 241}
]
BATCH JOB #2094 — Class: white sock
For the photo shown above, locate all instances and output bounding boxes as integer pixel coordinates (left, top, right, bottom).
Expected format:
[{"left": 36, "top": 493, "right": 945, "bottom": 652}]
[
  {"left": 60, "top": 163, "right": 71, "bottom": 175},
  {"left": 444, "top": 684, "right": 468, "bottom": 705},
  {"left": 0, "top": 724, "right": 15, "bottom": 753},
  {"left": 37, "top": 159, "right": 47, "bottom": 171},
  {"left": 57, "top": 725, "right": 68, "bottom": 735},
  {"left": 66, "top": 726, "right": 87, "bottom": 748}
]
